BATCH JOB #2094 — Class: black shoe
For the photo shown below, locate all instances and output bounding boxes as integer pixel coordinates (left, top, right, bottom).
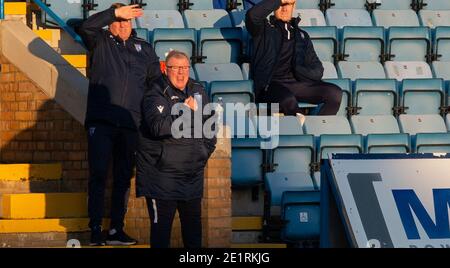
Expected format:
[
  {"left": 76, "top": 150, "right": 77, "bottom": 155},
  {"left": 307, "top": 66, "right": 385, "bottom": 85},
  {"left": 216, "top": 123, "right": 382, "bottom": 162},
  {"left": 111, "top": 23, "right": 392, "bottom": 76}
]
[
  {"left": 89, "top": 226, "right": 106, "bottom": 246},
  {"left": 106, "top": 229, "right": 137, "bottom": 246}
]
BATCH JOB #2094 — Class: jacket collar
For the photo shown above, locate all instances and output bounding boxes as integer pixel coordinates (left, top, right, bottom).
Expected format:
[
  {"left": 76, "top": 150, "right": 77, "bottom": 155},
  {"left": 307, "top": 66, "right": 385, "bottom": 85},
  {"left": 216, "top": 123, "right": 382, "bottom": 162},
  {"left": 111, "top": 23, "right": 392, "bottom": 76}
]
[{"left": 269, "top": 15, "right": 301, "bottom": 30}]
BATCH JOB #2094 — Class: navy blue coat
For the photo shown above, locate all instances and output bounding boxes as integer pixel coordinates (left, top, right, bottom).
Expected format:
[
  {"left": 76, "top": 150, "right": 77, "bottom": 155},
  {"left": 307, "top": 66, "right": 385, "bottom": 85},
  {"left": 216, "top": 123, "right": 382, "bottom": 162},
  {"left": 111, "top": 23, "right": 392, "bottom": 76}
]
[
  {"left": 246, "top": 0, "right": 324, "bottom": 99},
  {"left": 77, "top": 7, "right": 161, "bottom": 129},
  {"left": 136, "top": 76, "right": 217, "bottom": 200}
]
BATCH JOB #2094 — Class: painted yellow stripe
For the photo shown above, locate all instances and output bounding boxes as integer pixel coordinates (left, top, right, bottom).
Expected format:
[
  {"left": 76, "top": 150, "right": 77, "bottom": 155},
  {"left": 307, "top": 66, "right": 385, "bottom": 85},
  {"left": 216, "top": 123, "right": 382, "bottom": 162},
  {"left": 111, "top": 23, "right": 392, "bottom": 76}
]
[
  {"left": 0, "top": 163, "right": 62, "bottom": 181},
  {"left": 62, "top": 55, "right": 87, "bottom": 68},
  {"left": 1, "top": 193, "right": 87, "bottom": 219},
  {"left": 5, "top": 2, "right": 27, "bottom": 15},
  {"left": 33, "top": 29, "right": 54, "bottom": 42},
  {"left": 0, "top": 219, "right": 109, "bottom": 233},
  {"left": 231, "top": 243, "right": 287, "bottom": 248},
  {"left": 232, "top": 216, "right": 263, "bottom": 231}
]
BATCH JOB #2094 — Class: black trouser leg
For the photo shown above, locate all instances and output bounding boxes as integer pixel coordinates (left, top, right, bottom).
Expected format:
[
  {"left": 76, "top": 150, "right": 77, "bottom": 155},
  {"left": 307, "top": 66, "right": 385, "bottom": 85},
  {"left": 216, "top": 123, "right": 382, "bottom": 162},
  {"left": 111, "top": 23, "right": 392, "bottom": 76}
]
[
  {"left": 87, "top": 123, "right": 114, "bottom": 229},
  {"left": 146, "top": 198, "right": 177, "bottom": 248},
  {"left": 110, "top": 128, "right": 138, "bottom": 230},
  {"left": 178, "top": 198, "right": 202, "bottom": 248},
  {"left": 264, "top": 79, "right": 343, "bottom": 116}
]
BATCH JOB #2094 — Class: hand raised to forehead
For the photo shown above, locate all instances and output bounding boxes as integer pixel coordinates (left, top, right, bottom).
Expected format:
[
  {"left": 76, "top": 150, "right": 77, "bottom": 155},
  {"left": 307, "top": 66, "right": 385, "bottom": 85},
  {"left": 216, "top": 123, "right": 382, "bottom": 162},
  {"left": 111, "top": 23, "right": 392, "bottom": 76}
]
[
  {"left": 281, "top": 0, "right": 296, "bottom": 5},
  {"left": 114, "top": 4, "right": 143, "bottom": 20}
]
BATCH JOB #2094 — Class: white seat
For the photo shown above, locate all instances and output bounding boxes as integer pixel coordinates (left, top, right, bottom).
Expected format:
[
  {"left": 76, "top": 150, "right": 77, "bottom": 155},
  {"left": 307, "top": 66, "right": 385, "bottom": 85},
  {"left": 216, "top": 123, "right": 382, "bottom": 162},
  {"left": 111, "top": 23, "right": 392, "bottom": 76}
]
[
  {"left": 322, "top": 61, "right": 339, "bottom": 79},
  {"left": 384, "top": 61, "right": 433, "bottom": 81},
  {"left": 194, "top": 63, "right": 244, "bottom": 83},
  {"left": 419, "top": 10, "right": 450, "bottom": 28},
  {"left": 337, "top": 61, "right": 386, "bottom": 80},
  {"left": 294, "top": 9, "right": 326, "bottom": 27},
  {"left": 372, "top": 10, "right": 420, "bottom": 28},
  {"left": 351, "top": 115, "right": 401, "bottom": 135},
  {"left": 183, "top": 9, "right": 232, "bottom": 30},
  {"left": 134, "top": 10, "right": 184, "bottom": 30},
  {"left": 399, "top": 114, "right": 447, "bottom": 135},
  {"left": 325, "top": 9, "right": 373, "bottom": 28}
]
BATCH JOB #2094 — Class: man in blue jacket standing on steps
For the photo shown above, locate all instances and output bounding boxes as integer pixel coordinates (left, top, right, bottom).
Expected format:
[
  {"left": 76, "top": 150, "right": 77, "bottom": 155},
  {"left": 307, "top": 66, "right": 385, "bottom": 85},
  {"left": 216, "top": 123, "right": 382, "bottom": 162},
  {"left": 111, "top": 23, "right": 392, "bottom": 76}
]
[{"left": 77, "top": 3, "right": 161, "bottom": 246}]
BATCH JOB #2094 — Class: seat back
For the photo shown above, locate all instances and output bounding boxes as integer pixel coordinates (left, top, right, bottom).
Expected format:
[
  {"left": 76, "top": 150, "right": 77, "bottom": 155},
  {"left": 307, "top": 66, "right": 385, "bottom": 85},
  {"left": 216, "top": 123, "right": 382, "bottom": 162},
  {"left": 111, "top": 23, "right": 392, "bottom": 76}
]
[
  {"left": 401, "top": 78, "right": 444, "bottom": 114},
  {"left": 354, "top": 79, "right": 397, "bottom": 115},
  {"left": 387, "top": 27, "right": 430, "bottom": 61},
  {"left": 326, "top": 9, "right": 373, "bottom": 28},
  {"left": 231, "top": 138, "right": 264, "bottom": 186},
  {"left": 152, "top": 28, "right": 196, "bottom": 60},
  {"left": 183, "top": 9, "right": 232, "bottom": 30},
  {"left": 302, "top": 26, "right": 338, "bottom": 63},
  {"left": 295, "top": 9, "right": 327, "bottom": 27},
  {"left": 341, "top": 26, "right": 385, "bottom": 61},
  {"left": 199, "top": 27, "right": 243, "bottom": 63},
  {"left": 135, "top": 10, "right": 184, "bottom": 30},
  {"left": 194, "top": 63, "right": 244, "bottom": 82}
]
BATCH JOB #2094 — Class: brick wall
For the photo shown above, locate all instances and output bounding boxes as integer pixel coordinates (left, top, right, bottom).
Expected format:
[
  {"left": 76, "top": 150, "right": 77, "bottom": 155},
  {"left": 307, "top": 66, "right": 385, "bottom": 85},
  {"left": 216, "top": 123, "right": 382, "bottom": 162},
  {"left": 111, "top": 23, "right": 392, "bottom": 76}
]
[{"left": 0, "top": 55, "right": 232, "bottom": 248}]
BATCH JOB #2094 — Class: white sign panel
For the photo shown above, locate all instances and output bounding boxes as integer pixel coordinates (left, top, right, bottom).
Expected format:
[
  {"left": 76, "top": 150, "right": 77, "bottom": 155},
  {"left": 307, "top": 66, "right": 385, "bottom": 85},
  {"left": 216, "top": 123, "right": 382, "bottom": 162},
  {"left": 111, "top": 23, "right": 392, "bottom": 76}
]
[{"left": 330, "top": 157, "right": 450, "bottom": 248}]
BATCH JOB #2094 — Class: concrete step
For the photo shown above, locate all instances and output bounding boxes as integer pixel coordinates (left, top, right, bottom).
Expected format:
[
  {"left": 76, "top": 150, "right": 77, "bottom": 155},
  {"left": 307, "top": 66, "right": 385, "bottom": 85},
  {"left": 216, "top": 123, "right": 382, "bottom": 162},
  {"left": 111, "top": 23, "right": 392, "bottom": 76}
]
[
  {"left": 0, "top": 218, "right": 109, "bottom": 233},
  {"left": 0, "top": 163, "right": 62, "bottom": 181},
  {"left": 0, "top": 193, "right": 87, "bottom": 219},
  {"left": 232, "top": 216, "right": 263, "bottom": 231}
]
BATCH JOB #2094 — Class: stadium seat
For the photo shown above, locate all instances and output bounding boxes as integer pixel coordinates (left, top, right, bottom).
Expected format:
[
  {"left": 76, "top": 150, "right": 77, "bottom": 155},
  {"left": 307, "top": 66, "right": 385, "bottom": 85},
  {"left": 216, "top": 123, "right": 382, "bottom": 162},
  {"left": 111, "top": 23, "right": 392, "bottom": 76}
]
[
  {"left": 318, "top": 134, "right": 363, "bottom": 160},
  {"left": 304, "top": 116, "right": 353, "bottom": 136},
  {"left": 183, "top": 9, "right": 232, "bottom": 30},
  {"left": 209, "top": 80, "right": 254, "bottom": 104},
  {"left": 376, "top": 0, "right": 415, "bottom": 10},
  {"left": 432, "top": 61, "right": 450, "bottom": 81},
  {"left": 323, "top": 79, "right": 352, "bottom": 116},
  {"left": 421, "top": 0, "right": 450, "bottom": 10},
  {"left": 142, "top": 0, "right": 180, "bottom": 10},
  {"left": 384, "top": 61, "right": 433, "bottom": 81},
  {"left": 280, "top": 190, "right": 321, "bottom": 241},
  {"left": 433, "top": 27, "right": 450, "bottom": 62},
  {"left": 302, "top": 26, "right": 338, "bottom": 63},
  {"left": 134, "top": 10, "right": 184, "bottom": 30},
  {"left": 265, "top": 173, "right": 316, "bottom": 207},
  {"left": 399, "top": 114, "right": 448, "bottom": 135},
  {"left": 257, "top": 116, "right": 305, "bottom": 136},
  {"left": 400, "top": 78, "right": 445, "bottom": 115},
  {"left": 189, "top": 0, "right": 215, "bottom": 10},
  {"left": 231, "top": 137, "right": 264, "bottom": 186},
  {"left": 194, "top": 63, "right": 244, "bottom": 82},
  {"left": 447, "top": 114, "right": 450, "bottom": 131},
  {"left": 419, "top": 10, "right": 450, "bottom": 28},
  {"left": 387, "top": 27, "right": 431, "bottom": 62},
  {"left": 294, "top": 9, "right": 327, "bottom": 27},
  {"left": 225, "top": 114, "right": 258, "bottom": 138},
  {"left": 337, "top": 61, "right": 386, "bottom": 80},
  {"left": 327, "top": 0, "right": 367, "bottom": 9},
  {"left": 134, "top": 28, "right": 149, "bottom": 41},
  {"left": 325, "top": 9, "right": 373, "bottom": 28},
  {"left": 198, "top": 27, "right": 243, "bottom": 64},
  {"left": 340, "top": 26, "right": 385, "bottom": 62},
  {"left": 322, "top": 61, "right": 339, "bottom": 79},
  {"left": 415, "top": 133, "right": 450, "bottom": 153},
  {"left": 366, "top": 133, "right": 410, "bottom": 153},
  {"left": 296, "top": 0, "right": 323, "bottom": 9},
  {"left": 89, "top": 0, "right": 128, "bottom": 17},
  {"left": 44, "top": 0, "right": 83, "bottom": 23},
  {"left": 152, "top": 28, "right": 196, "bottom": 60},
  {"left": 353, "top": 79, "right": 398, "bottom": 115},
  {"left": 372, "top": 10, "right": 420, "bottom": 28},
  {"left": 230, "top": 9, "right": 245, "bottom": 27}
]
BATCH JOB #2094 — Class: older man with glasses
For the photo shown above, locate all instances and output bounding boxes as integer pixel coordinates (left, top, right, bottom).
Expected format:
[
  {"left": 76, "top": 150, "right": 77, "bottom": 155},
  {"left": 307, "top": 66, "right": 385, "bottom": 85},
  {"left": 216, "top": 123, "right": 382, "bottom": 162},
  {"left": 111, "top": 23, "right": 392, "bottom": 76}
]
[{"left": 136, "top": 50, "right": 217, "bottom": 248}]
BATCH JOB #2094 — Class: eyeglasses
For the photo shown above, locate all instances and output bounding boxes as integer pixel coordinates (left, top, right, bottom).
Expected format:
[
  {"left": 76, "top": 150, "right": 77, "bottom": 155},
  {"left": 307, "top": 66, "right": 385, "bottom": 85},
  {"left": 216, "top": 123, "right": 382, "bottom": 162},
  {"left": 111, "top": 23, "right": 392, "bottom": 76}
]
[{"left": 167, "top": 66, "right": 190, "bottom": 71}]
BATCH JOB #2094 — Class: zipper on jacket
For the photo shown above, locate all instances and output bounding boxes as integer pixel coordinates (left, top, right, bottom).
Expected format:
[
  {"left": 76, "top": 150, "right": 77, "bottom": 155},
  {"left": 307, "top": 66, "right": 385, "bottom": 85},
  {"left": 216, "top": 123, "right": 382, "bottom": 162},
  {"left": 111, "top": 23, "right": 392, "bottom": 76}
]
[{"left": 120, "top": 39, "right": 130, "bottom": 109}]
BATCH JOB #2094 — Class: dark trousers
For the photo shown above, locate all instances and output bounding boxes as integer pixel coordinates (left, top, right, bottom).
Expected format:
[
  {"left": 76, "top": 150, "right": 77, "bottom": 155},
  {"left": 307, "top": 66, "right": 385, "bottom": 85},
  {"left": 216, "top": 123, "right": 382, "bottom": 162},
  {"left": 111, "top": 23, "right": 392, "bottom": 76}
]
[
  {"left": 87, "top": 122, "right": 138, "bottom": 230},
  {"left": 146, "top": 198, "right": 202, "bottom": 248},
  {"left": 260, "top": 78, "right": 343, "bottom": 116}
]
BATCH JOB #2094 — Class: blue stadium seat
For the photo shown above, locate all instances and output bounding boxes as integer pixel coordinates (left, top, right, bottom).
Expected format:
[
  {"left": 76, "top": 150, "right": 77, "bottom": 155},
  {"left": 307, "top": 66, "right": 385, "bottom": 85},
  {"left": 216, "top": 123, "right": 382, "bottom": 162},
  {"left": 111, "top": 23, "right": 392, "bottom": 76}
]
[
  {"left": 318, "top": 134, "right": 363, "bottom": 160},
  {"left": 322, "top": 61, "right": 339, "bottom": 79},
  {"left": 422, "top": 0, "right": 450, "bottom": 10},
  {"left": 296, "top": 0, "right": 323, "bottom": 9},
  {"left": 325, "top": 9, "right": 373, "bottom": 28},
  {"left": 419, "top": 10, "right": 450, "bottom": 28},
  {"left": 44, "top": 0, "right": 83, "bottom": 23},
  {"left": 209, "top": 80, "right": 254, "bottom": 104},
  {"left": 372, "top": 10, "right": 420, "bottom": 28},
  {"left": 295, "top": 9, "right": 327, "bottom": 27},
  {"left": 225, "top": 114, "right": 258, "bottom": 138},
  {"left": 152, "top": 28, "right": 196, "bottom": 60},
  {"left": 433, "top": 27, "right": 450, "bottom": 61},
  {"left": 134, "top": 28, "right": 149, "bottom": 41},
  {"left": 323, "top": 79, "right": 352, "bottom": 116},
  {"left": 399, "top": 114, "right": 448, "bottom": 135},
  {"left": 432, "top": 62, "right": 450, "bottom": 81},
  {"left": 327, "top": 0, "right": 367, "bottom": 9},
  {"left": 337, "top": 61, "right": 386, "bottom": 80},
  {"left": 415, "top": 133, "right": 450, "bottom": 153},
  {"left": 194, "top": 63, "right": 244, "bottom": 82},
  {"left": 198, "top": 28, "right": 243, "bottom": 63},
  {"left": 341, "top": 26, "right": 385, "bottom": 62},
  {"left": 257, "top": 116, "right": 305, "bottom": 136},
  {"left": 350, "top": 115, "right": 410, "bottom": 153},
  {"left": 134, "top": 10, "right": 184, "bottom": 30},
  {"left": 241, "top": 62, "right": 250, "bottom": 80},
  {"left": 384, "top": 61, "right": 433, "bottom": 81},
  {"left": 183, "top": 9, "right": 232, "bottom": 30},
  {"left": 231, "top": 137, "right": 264, "bottom": 186},
  {"left": 189, "top": 0, "right": 215, "bottom": 10},
  {"left": 353, "top": 79, "right": 398, "bottom": 115},
  {"left": 302, "top": 26, "right": 338, "bottom": 63},
  {"left": 280, "top": 190, "right": 321, "bottom": 241},
  {"left": 141, "top": 0, "right": 180, "bottom": 10},
  {"left": 304, "top": 116, "right": 353, "bottom": 136},
  {"left": 376, "top": 0, "right": 415, "bottom": 10},
  {"left": 447, "top": 114, "right": 450, "bottom": 131},
  {"left": 400, "top": 78, "right": 445, "bottom": 115},
  {"left": 387, "top": 27, "right": 431, "bottom": 62}
]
